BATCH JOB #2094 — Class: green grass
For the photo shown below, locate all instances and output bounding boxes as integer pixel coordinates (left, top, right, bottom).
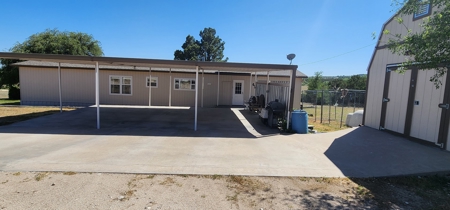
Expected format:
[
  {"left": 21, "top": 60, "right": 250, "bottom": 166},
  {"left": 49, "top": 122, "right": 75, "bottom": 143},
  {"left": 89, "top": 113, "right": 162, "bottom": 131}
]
[{"left": 0, "top": 99, "right": 20, "bottom": 105}]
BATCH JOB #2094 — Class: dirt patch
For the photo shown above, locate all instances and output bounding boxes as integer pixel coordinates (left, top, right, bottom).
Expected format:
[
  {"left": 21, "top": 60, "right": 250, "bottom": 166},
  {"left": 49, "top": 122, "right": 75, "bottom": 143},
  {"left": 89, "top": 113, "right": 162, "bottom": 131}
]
[
  {"left": 0, "top": 172, "right": 448, "bottom": 209},
  {"left": 0, "top": 106, "right": 76, "bottom": 125}
]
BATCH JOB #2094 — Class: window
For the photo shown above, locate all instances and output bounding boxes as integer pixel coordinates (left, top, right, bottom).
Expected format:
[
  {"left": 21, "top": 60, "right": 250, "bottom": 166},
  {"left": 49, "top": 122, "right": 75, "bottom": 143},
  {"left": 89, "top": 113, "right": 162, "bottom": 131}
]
[
  {"left": 174, "top": 78, "right": 195, "bottom": 90},
  {"left": 413, "top": 0, "right": 431, "bottom": 20},
  {"left": 110, "top": 76, "right": 132, "bottom": 95},
  {"left": 235, "top": 82, "right": 242, "bottom": 94},
  {"left": 146, "top": 77, "right": 158, "bottom": 88}
]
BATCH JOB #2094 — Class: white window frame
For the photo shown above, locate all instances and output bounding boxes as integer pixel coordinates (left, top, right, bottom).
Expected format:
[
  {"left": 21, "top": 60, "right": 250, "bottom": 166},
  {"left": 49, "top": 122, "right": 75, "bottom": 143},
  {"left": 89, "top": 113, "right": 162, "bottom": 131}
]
[
  {"left": 174, "top": 78, "right": 196, "bottom": 91},
  {"left": 145, "top": 76, "right": 158, "bottom": 88},
  {"left": 109, "top": 75, "right": 132, "bottom": 95}
]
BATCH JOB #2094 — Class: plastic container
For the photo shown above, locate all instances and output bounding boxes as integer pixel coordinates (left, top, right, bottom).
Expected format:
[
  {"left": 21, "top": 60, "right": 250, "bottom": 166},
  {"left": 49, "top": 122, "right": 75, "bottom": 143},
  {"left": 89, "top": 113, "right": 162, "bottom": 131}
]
[{"left": 291, "top": 110, "right": 308, "bottom": 134}]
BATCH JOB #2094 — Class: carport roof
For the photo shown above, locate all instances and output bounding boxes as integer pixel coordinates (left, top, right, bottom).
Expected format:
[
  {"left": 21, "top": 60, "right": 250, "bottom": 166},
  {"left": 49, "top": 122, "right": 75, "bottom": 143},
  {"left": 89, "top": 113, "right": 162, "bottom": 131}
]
[
  {"left": 0, "top": 52, "right": 307, "bottom": 77},
  {"left": 14, "top": 60, "right": 307, "bottom": 78}
]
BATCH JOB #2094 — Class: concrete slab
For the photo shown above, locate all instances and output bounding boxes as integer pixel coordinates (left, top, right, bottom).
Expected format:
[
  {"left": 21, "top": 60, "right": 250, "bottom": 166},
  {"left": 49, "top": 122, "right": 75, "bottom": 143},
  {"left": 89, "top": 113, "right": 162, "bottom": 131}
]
[{"left": 0, "top": 106, "right": 450, "bottom": 177}]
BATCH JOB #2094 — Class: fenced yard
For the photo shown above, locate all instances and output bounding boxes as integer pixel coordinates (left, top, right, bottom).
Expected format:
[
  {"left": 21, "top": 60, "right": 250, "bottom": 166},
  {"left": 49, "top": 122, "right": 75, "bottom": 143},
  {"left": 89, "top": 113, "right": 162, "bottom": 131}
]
[{"left": 301, "top": 90, "right": 365, "bottom": 131}]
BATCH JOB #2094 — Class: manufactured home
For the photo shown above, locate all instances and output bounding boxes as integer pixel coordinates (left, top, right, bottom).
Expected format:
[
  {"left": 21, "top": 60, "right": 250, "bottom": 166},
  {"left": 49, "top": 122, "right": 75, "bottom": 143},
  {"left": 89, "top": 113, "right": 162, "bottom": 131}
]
[
  {"left": 0, "top": 53, "right": 307, "bottom": 130},
  {"left": 14, "top": 61, "right": 306, "bottom": 108},
  {"left": 364, "top": 2, "right": 450, "bottom": 151}
]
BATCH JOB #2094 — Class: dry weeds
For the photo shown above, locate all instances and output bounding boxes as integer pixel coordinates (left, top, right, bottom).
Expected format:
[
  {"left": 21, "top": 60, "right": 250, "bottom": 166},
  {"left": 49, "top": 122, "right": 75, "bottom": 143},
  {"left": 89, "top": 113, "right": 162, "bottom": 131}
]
[
  {"left": 0, "top": 106, "right": 76, "bottom": 126},
  {"left": 0, "top": 172, "right": 448, "bottom": 209}
]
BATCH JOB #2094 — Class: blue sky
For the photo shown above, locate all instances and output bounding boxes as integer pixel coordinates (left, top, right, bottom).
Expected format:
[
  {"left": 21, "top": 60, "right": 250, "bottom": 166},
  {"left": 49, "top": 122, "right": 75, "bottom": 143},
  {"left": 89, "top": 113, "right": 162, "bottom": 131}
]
[{"left": 0, "top": 0, "right": 396, "bottom": 76}]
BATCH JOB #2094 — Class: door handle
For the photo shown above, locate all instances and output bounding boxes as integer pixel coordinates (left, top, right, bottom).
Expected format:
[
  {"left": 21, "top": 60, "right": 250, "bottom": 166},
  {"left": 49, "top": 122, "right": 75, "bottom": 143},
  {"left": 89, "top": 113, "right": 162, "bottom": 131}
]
[
  {"left": 438, "top": 103, "right": 449, "bottom": 109},
  {"left": 383, "top": 98, "right": 390, "bottom": 102}
]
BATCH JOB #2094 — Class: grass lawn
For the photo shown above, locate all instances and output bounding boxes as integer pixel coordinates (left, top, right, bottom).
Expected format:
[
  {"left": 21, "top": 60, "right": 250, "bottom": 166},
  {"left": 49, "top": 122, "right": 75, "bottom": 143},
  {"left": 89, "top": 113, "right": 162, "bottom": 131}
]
[
  {"left": 0, "top": 99, "right": 20, "bottom": 105},
  {"left": 0, "top": 106, "right": 76, "bottom": 126},
  {"left": 301, "top": 105, "right": 363, "bottom": 132}
]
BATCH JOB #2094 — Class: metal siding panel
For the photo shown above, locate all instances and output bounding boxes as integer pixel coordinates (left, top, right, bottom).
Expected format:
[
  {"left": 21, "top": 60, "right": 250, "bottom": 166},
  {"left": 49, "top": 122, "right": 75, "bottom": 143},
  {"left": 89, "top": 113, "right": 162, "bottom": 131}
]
[
  {"left": 221, "top": 81, "right": 232, "bottom": 105},
  {"left": 202, "top": 74, "right": 219, "bottom": 107},
  {"left": 148, "top": 71, "right": 170, "bottom": 106},
  {"left": 20, "top": 67, "right": 59, "bottom": 103},
  {"left": 171, "top": 72, "right": 196, "bottom": 106},
  {"left": 61, "top": 69, "right": 95, "bottom": 104},
  {"left": 100, "top": 70, "right": 148, "bottom": 105}
]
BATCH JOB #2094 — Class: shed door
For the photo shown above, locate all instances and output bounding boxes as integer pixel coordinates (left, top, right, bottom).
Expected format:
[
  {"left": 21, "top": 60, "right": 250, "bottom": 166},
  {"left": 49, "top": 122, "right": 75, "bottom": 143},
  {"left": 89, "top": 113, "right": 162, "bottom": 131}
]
[
  {"left": 232, "top": 80, "right": 244, "bottom": 105},
  {"left": 410, "top": 70, "right": 447, "bottom": 143},
  {"left": 381, "top": 67, "right": 450, "bottom": 149},
  {"left": 380, "top": 70, "right": 411, "bottom": 134}
]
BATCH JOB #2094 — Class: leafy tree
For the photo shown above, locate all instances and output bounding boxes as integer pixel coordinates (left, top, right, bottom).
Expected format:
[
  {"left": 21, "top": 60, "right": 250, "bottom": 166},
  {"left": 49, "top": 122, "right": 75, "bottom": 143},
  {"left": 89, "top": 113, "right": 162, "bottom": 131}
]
[
  {"left": 307, "top": 71, "right": 326, "bottom": 90},
  {"left": 174, "top": 27, "right": 228, "bottom": 62},
  {"left": 387, "top": 0, "right": 450, "bottom": 88},
  {"left": 346, "top": 75, "right": 367, "bottom": 90},
  {"left": 327, "top": 77, "right": 347, "bottom": 90},
  {"left": 174, "top": 35, "right": 201, "bottom": 61},
  {"left": 0, "top": 29, "right": 103, "bottom": 98}
]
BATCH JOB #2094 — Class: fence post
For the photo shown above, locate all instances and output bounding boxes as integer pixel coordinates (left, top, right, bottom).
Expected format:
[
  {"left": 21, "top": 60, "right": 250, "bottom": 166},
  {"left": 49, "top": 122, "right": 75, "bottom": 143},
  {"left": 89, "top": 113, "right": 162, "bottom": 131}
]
[
  {"left": 320, "top": 90, "right": 323, "bottom": 123},
  {"left": 315, "top": 90, "right": 318, "bottom": 122},
  {"left": 328, "top": 91, "right": 331, "bottom": 124},
  {"left": 340, "top": 94, "right": 345, "bottom": 128},
  {"left": 353, "top": 92, "right": 356, "bottom": 112}
]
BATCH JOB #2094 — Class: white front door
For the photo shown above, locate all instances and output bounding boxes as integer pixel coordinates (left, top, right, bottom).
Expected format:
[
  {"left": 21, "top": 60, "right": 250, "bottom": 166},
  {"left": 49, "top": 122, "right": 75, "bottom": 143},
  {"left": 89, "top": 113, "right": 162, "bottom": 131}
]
[{"left": 232, "top": 80, "right": 244, "bottom": 105}]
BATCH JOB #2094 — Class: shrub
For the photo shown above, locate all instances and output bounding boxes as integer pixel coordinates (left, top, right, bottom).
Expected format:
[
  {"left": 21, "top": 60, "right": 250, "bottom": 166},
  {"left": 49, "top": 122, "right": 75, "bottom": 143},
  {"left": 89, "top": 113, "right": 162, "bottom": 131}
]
[{"left": 8, "top": 86, "right": 20, "bottom": 99}]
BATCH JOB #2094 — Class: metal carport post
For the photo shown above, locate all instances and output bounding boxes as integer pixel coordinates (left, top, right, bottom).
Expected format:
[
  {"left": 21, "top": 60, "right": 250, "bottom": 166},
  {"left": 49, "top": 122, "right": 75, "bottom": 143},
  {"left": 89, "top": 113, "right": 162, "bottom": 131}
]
[
  {"left": 58, "top": 62, "right": 62, "bottom": 112},
  {"left": 95, "top": 62, "right": 100, "bottom": 129},
  {"left": 195, "top": 66, "right": 199, "bottom": 131}
]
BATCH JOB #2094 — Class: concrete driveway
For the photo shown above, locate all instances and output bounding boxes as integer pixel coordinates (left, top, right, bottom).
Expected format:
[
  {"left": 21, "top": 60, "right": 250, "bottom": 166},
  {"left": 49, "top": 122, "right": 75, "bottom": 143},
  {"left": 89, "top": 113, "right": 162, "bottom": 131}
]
[{"left": 0, "top": 106, "right": 449, "bottom": 177}]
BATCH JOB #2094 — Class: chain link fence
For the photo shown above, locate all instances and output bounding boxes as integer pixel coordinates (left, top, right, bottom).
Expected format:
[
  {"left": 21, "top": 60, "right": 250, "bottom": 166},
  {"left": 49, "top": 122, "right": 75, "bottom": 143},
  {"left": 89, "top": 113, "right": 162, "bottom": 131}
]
[{"left": 301, "top": 90, "right": 366, "bottom": 127}]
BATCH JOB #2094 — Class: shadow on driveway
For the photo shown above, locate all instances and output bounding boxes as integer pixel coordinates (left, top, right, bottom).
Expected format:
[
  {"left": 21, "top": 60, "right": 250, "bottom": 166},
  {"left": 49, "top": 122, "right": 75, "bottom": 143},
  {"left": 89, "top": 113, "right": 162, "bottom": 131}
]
[
  {"left": 0, "top": 106, "right": 281, "bottom": 138},
  {"left": 324, "top": 126, "right": 450, "bottom": 177}
]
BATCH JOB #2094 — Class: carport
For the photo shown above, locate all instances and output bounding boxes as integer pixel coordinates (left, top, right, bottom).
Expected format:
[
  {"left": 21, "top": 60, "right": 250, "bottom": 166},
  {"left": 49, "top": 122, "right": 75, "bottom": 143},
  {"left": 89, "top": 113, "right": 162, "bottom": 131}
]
[{"left": 0, "top": 52, "right": 297, "bottom": 131}]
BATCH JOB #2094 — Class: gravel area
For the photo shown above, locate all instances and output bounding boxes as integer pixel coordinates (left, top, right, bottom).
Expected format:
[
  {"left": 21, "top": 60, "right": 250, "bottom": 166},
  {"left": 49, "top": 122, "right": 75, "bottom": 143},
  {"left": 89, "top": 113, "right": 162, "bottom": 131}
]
[
  {"left": 1, "top": 172, "right": 449, "bottom": 209},
  {"left": 0, "top": 172, "right": 377, "bottom": 209}
]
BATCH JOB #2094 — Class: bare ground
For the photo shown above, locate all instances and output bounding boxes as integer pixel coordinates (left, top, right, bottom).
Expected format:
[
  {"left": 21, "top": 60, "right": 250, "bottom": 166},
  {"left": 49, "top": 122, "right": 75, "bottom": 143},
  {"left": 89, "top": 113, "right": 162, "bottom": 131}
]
[
  {"left": 0, "top": 172, "right": 449, "bottom": 209},
  {"left": 0, "top": 106, "right": 75, "bottom": 126}
]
